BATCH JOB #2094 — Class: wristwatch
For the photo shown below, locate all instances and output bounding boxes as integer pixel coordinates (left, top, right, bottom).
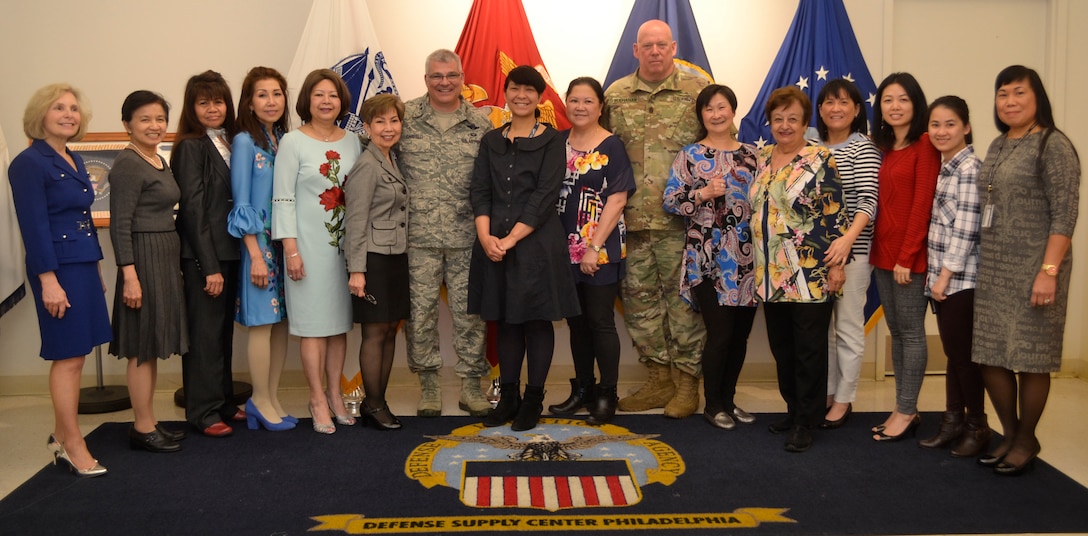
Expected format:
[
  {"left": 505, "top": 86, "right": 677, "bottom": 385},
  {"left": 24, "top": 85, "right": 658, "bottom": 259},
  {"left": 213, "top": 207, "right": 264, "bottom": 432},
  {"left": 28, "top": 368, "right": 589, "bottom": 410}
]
[
  {"left": 591, "top": 244, "right": 603, "bottom": 253},
  {"left": 1041, "top": 263, "right": 1059, "bottom": 276}
]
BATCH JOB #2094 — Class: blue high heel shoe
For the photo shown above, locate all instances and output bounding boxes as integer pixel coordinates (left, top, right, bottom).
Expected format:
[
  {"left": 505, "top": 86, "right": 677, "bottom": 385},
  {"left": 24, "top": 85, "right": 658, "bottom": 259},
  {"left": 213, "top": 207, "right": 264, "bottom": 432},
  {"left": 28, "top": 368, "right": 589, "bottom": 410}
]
[
  {"left": 245, "top": 399, "right": 296, "bottom": 431},
  {"left": 282, "top": 415, "right": 299, "bottom": 425}
]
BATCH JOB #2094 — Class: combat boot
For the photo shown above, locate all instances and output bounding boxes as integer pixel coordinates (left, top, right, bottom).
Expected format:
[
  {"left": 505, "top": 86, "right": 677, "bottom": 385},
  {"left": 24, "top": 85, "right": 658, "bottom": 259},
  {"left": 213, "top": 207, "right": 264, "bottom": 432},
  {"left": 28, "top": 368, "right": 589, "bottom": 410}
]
[
  {"left": 458, "top": 377, "right": 493, "bottom": 417},
  {"left": 417, "top": 370, "right": 442, "bottom": 417},
  {"left": 617, "top": 360, "right": 676, "bottom": 412},
  {"left": 663, "top": 370, "right": 700, "bottom": 419}
]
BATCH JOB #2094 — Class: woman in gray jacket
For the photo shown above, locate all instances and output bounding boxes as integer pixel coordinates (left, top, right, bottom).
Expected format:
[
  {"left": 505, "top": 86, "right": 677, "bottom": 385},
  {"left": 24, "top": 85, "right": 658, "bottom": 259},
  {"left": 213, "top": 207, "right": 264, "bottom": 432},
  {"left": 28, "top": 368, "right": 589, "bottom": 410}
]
[{"left": 344, "top": 94, "right": 408, "bottom": 430}]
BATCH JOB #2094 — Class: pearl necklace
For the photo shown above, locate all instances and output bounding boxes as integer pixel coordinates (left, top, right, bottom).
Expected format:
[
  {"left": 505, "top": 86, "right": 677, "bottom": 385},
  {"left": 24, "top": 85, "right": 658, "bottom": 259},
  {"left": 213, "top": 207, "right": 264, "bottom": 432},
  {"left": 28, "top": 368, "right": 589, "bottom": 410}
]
[{"left": 127, "top": 143, "right": 162, "bottom": 169}]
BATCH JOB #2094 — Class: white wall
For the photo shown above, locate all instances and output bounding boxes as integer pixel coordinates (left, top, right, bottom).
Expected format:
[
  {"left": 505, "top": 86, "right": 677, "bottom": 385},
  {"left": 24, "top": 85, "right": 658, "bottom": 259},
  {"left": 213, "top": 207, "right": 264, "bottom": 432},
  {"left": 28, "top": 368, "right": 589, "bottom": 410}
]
[{"left": 1, "top": 0, "right": 1084, "bottom": 391}]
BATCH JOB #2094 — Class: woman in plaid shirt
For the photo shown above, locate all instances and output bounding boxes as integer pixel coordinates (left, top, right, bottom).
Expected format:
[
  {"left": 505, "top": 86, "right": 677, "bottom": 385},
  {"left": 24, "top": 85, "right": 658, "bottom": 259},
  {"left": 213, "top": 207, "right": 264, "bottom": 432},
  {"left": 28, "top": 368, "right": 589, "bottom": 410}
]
[{"left": 918, "top": 96, "right": 988, "bottom": 457}]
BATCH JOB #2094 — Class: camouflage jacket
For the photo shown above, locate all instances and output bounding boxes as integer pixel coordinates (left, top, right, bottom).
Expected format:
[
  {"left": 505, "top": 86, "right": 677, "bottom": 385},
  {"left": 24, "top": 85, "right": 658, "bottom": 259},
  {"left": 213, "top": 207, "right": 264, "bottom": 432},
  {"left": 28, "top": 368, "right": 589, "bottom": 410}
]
[
  {"left": 605, "top": 69, "right": 707, "bottom": 231},
  {"left": 397, "top": 96, "right": 492, "bottom": 248}
]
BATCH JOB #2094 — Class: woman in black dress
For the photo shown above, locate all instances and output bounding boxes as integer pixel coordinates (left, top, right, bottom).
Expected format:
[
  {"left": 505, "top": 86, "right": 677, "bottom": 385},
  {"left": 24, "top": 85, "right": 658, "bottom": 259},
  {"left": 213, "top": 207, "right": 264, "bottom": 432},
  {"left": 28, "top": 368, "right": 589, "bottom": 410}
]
[
  {"left": 469, "top": 66, "right": 580, "bottom": 431},
  {"left": 9, "top": 83, "right": 110, "bottom": 476}
]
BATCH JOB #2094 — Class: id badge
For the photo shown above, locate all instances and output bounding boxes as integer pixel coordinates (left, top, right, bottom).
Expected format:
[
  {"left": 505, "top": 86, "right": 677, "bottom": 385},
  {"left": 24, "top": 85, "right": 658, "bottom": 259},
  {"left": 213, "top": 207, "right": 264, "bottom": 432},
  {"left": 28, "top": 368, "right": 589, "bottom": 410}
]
[{"left": 981, "top": 204, "right": 994, "bottom": 229}]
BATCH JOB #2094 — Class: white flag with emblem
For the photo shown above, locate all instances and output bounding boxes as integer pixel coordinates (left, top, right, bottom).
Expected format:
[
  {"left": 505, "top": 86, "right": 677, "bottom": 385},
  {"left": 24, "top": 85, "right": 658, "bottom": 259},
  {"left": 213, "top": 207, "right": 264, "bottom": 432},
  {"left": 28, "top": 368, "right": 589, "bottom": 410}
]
[
  {"left": 0, "top": 125, "right": 28, "bottom": 318},
  {"left": 286, "top": 0, "right": 399, "bottom": 134}
]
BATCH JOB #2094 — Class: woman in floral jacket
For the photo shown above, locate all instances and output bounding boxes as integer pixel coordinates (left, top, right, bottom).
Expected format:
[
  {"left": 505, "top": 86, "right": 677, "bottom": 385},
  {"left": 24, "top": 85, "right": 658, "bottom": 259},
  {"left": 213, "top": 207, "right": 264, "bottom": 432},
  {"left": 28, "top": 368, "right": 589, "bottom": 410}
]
[{"left": 751, "top": 87, "right": 848, "bottom": 453}]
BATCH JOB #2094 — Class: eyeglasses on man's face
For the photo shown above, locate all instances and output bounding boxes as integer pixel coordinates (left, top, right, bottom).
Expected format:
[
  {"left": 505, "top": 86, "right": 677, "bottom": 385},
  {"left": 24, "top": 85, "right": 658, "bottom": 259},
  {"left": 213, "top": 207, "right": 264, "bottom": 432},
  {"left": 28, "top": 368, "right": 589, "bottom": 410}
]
[{"left": 426, "top": 72, "right": 463, "bottom": 82}]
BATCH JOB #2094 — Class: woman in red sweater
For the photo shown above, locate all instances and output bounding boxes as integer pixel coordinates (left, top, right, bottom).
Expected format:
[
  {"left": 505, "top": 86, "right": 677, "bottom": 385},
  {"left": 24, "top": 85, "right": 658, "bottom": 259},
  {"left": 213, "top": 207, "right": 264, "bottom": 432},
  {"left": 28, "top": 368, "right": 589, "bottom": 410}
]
[{"left": 870, "top": 72, "right": 940, "bottom": 442}]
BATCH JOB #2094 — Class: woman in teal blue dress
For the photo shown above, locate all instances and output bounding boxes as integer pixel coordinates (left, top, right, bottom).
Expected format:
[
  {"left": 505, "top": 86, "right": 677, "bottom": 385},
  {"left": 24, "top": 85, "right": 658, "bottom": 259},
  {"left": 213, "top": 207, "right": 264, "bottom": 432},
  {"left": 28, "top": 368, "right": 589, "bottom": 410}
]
[{"left": 228, "top": 67, "right": 295, "bottom": 431}]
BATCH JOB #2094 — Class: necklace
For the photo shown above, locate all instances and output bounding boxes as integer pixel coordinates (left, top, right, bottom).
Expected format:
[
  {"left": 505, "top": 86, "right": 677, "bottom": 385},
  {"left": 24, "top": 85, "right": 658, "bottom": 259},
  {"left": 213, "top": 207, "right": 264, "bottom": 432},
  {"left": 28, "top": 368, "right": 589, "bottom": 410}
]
[
  {"left": 127, "top": 143, "right": 162, "bottom": 169},
  {"left": 309, "top": 123, "right": 336, "bottom": 142}
]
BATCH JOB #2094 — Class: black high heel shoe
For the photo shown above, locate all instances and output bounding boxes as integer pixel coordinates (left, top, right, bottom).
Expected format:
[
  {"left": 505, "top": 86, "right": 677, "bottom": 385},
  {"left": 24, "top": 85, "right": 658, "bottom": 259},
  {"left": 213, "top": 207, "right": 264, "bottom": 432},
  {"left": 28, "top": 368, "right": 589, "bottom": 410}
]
[
  {"left": 873, "top": 414, "right": 920, "bottom": 442},
  {"left": 819, "top": 403, "right": 852, "bottom": 429},
  {"left": 994, "top": 445, "right": 1041, "bottom": 476},
  {"left": 363, "top": 399, "right": 401, "bottom": 431}
]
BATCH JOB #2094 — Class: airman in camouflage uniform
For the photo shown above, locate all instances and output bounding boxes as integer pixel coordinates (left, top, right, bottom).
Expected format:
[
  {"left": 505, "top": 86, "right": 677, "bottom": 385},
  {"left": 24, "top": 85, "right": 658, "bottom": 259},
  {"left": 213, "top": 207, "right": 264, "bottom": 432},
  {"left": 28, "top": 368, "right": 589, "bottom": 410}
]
[
  {"left": 605, "top": 20, "right": 708, "bottom": 418},
  {"left": 398, "top": 49, "right": 493, "bottom": 417}
]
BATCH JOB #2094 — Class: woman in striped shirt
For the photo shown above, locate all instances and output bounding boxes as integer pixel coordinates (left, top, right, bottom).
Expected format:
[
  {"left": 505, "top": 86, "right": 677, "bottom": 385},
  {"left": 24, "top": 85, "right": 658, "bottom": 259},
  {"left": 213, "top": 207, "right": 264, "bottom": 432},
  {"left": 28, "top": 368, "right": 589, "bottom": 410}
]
[{"left": 812, "top": 79, "right": 881, "bottom": 430}]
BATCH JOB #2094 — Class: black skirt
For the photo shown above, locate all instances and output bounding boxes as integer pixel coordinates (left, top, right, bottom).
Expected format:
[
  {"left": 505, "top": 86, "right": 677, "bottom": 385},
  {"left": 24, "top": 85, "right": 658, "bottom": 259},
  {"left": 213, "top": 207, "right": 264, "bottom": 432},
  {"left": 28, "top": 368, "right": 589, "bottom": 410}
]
[{"left": 352, "top": 252, "right": 409, "bottom": 323}]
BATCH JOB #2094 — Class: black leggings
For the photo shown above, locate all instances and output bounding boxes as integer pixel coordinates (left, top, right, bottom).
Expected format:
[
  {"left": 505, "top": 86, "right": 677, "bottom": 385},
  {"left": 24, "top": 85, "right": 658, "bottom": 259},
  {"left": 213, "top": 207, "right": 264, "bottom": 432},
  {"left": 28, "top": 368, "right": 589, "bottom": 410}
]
[
  {"left": 566, "top": 282, "right": 621, "bottom": 388},
  {"left": 497, "top": 320, "right": 554, "bottom": 388}
]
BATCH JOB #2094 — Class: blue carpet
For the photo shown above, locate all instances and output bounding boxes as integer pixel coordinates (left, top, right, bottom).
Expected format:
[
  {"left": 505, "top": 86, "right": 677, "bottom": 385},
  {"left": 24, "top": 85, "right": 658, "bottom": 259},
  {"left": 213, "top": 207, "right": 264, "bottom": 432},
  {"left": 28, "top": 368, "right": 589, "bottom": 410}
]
[{"left": 1, "top": 412, "right": 1087, "bottom": 535}]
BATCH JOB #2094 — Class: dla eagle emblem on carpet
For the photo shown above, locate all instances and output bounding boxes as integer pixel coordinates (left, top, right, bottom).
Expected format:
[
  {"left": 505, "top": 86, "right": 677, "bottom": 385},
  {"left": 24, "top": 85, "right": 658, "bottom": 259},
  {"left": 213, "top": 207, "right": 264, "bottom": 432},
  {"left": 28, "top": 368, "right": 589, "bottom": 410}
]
[{"left": 407, "top": 418, "right": 682, "bottom": 512}]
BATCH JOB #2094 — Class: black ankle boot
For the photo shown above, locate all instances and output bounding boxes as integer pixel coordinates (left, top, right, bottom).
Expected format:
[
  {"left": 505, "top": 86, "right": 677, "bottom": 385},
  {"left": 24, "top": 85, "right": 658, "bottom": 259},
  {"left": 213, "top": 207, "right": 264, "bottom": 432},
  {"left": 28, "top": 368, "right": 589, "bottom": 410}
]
[
  {"left": 548, "top": 378, "right": 594, "bottom": 415},
  {"left": 919, "top": 410, "right": 964, "bottom": 449},
  {"left": 483, "top": 382, "right": 520, "bottom": 427},
  {"left": 586, "top": 385, "right": 618, "bottom": 425},
  {"left": 512, "top": 385, "right": 545, "bottom": 431}
]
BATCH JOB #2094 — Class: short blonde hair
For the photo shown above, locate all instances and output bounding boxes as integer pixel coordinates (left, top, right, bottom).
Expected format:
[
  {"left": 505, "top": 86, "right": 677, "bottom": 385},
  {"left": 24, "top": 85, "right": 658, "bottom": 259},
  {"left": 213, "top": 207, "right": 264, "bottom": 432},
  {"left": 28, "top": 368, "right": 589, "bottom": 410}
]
[{"left": 23, "top": 83, "right": 92, "bottom": 142}]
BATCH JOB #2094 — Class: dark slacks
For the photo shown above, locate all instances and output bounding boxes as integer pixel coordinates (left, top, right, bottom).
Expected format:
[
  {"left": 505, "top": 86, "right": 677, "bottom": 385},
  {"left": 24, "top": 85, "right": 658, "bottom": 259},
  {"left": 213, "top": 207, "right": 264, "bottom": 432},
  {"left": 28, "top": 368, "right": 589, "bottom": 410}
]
[
  {"left": 693, "top": 282, "right": 757, "bottom": 414},
  {"left": 763, "top": 301, "right": 834, "bottom": 428},
  {"left": 934, "top": 289, "right": 985, "bottom": 414},
  {"left": 566, "top": 282, "right": 621, "bottom": 387},
  {"left": 181, "top": 258, "right": 238, "bottom": 428}
]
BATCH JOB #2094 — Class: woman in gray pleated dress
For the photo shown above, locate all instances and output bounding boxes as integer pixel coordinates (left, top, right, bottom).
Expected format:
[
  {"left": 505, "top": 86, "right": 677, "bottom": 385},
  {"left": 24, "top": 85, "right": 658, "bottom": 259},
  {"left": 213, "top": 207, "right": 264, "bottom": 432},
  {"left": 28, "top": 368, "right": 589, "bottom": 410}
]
[
  {"left": 110, "top": 90, "right": 187, "bottom": 453},
  {"left": 972, "top": 65, "right": 1080, "bottom": 476}
]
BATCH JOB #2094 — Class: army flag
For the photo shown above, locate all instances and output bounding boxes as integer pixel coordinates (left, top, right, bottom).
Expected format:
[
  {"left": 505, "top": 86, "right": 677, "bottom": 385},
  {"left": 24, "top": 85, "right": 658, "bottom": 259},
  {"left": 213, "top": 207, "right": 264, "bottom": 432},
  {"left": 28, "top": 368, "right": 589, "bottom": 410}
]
[
  {"left": 0, "top": 125, "right": 27, "bottom": 319},
  {"left": 603, "top": 0, "right": 714, "bottom": 89},
  {"left": 738, "top": 0, "right": 877, "bottom": 149},
  {"left": 286, "top": 0, "right": 399, "bottom": 135},
  {"left": 454, "top": 0, "right": 569, "bottom": 129}
]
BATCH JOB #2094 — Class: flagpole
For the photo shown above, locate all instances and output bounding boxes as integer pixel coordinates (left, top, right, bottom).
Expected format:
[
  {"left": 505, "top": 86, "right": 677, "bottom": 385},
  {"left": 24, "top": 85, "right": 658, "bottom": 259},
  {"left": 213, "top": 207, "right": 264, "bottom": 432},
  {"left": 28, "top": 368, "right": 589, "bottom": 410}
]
[{"left": 77, "top": 344, "right": 131, "bottom": 414}]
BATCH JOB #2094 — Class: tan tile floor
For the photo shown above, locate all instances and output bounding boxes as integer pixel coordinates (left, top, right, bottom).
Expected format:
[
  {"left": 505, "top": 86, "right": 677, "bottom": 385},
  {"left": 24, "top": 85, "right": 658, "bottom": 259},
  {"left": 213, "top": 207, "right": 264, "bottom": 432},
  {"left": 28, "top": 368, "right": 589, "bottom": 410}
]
[{"left": 2, "top": 373, "right": 1086, "bottom": 535}]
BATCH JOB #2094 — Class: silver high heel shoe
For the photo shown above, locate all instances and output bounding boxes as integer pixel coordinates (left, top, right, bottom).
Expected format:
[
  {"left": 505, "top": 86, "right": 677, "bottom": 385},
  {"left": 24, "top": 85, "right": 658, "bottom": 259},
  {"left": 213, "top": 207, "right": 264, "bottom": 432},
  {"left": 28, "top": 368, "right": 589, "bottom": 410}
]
[
  {"left": 327, "top": 397, "right": 356, "bottom": 426},
  {"left": 53, "top": 442, "right": 108, "bottom": 478},
  {"left": 309, "top": 404, "right": 336, "bottom": 435},
  {"left": 47, "top": 434, "right": 62, "bottom": 456}
]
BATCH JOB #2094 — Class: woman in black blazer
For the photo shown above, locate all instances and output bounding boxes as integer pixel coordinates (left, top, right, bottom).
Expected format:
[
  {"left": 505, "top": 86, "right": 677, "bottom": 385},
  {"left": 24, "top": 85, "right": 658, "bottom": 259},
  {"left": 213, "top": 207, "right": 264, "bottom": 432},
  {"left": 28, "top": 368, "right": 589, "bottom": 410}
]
[
  {"left": 8, "top": 83, "right": 110, "bottom": 477},
  {"left": 344, "top": 94, "right": 409, "bottom": 430},
  {"left": 170, "top": 71, "right": 242, "bottom": 438}
]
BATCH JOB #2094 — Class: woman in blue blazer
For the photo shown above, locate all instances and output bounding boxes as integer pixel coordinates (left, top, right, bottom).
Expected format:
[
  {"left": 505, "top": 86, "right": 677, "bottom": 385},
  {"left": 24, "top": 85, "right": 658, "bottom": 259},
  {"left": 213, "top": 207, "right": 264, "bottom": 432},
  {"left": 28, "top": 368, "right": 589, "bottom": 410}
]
[{"left": 8, "top": 83, "right": 110, "bottom": 477}]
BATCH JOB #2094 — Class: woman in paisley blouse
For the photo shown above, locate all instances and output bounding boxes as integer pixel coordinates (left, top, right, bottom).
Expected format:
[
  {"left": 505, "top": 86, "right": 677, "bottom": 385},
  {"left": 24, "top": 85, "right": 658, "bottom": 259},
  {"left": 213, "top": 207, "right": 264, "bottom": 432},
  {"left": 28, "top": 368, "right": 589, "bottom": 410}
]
[
  {"left": 751, "top": 86, "right": 847, "bottom": 453},
  {"left": 549, "top": 77, "right": 635, "bottom": 425},
  {"left": 228, "top": 67, "right": 295, "bottom": 431},
  {"left": 663, "top": 84, "right": 758, "bottom": 431}
]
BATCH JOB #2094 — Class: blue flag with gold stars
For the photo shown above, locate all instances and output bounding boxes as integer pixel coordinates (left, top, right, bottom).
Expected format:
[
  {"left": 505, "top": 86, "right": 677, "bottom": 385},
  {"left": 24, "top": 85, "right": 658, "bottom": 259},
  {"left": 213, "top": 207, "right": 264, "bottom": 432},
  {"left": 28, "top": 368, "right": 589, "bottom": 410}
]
[{"left": 738, "top": 0, "right": 877, "bottom": 149}]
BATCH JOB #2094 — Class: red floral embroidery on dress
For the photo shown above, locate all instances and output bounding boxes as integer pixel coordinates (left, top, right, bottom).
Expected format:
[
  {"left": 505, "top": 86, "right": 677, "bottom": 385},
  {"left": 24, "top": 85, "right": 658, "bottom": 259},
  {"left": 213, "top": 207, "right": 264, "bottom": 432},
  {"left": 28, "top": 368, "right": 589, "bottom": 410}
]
[{"left": 318, "top": 150, "right": 346, "bottom": 249}]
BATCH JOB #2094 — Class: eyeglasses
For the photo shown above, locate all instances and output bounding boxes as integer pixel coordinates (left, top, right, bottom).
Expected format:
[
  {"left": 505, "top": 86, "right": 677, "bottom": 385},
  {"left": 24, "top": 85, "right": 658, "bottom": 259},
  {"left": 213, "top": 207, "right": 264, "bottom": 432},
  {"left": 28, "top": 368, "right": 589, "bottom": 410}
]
[
  {"left": 361, "top": 293, "right": 378, "bottom": 305},
  {"left": 426, "top": 72, "right": 463, "bottom": 82}
]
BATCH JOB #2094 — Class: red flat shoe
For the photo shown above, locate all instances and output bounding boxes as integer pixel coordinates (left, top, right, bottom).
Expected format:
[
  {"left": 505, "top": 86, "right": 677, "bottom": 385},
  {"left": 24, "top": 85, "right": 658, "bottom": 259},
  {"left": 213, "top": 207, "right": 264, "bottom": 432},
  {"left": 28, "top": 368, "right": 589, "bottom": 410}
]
[
  {"left": 202, "top": 422, "right": 234, "bottom": 438},
  {"left": 229, "top": 408, "right": 247, "bottom": 422}
]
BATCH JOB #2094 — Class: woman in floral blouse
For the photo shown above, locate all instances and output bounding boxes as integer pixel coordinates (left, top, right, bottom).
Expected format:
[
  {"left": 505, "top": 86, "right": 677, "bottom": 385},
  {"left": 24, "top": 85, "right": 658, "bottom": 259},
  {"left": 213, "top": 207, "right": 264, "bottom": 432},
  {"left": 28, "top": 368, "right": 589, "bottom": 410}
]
[
  {"left": 549, "top": 77, "right": 635, "bottom": 426},
  {"left": 663, "top": 84, "right": 758, "bottom": 431},
  {"left": 751, "top": 86, "right": 848, "bottom": 453}
]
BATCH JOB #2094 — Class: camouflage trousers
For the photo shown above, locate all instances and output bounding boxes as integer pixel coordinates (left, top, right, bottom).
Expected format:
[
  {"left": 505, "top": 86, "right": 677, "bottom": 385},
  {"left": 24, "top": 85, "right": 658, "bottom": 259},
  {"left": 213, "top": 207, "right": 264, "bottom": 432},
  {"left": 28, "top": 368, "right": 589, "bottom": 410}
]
[
  {"left": 621, "top": 229, "right": 706, "bottom": 376},
  {"left": 405, "top": 245, "right": 488, "bottom": 378}
]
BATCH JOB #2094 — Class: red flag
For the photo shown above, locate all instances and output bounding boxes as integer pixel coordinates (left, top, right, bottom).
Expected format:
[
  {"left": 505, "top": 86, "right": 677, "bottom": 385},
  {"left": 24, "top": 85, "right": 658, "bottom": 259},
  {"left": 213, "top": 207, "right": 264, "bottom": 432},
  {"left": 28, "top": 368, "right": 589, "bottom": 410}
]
[{"left": 454, "top": 0, "right": 570, "bottom": 129}]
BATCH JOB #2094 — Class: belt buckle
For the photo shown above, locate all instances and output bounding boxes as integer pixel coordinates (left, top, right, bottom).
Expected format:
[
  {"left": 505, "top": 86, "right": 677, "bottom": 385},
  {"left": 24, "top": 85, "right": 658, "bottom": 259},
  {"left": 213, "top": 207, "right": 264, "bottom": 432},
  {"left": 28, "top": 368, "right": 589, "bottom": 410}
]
[{"left": 77, "top": 220, "right": 92, "bottom": 231}]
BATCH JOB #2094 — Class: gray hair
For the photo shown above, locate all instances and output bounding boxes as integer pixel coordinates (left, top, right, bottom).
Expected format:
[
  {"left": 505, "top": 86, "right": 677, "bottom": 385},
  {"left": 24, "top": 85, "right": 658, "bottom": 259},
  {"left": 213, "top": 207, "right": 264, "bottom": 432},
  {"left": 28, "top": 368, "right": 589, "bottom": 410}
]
[{"left": 425, "top": 49, "right": 462, "bottom": 73}]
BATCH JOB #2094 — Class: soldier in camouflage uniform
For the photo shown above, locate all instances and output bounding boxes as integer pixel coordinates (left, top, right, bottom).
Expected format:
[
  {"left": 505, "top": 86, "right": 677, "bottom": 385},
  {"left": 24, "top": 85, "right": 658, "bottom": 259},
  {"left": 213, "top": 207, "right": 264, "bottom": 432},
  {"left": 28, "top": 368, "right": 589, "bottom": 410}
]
[
  {"left": 605, "top": 20, "right": 709, "bottom": 418},
  {"left": 398, "top": 49, "right": 493, "bottom": 417}
]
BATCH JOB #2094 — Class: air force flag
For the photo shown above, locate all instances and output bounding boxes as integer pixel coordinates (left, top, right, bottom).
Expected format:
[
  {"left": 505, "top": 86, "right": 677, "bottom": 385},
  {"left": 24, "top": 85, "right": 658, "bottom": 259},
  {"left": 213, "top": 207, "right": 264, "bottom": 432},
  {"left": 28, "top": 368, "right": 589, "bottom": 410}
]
[{"left": 738, "top": 0, "right": 877, "bottom": 149}]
